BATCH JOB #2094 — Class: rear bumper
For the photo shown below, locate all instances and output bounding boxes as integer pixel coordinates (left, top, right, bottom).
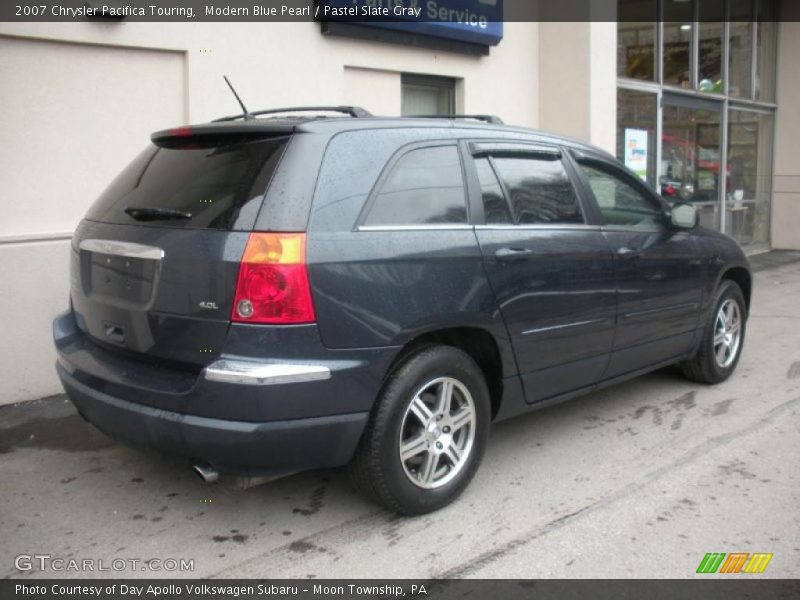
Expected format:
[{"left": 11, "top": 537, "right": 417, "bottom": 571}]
[
  {"left": 53, "top": 310, "right": 397, "bottom": 474},
  {"left": 58, "top": 362, "right": 367, "bottom": 474}
]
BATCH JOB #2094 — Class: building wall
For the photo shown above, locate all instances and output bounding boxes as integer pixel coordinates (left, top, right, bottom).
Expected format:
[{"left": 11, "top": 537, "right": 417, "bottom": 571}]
[
  {"left": 538, "top": 21, "right": 617, "bottom": 154},
  {"left": 0, "top": 33, "right": 186, "bottom": 405},
  {"left": 0, "top": 21, "right": 546, "bottom": 405},
  {"left": 772, "top": 20, "right": 800, "bottom": 251}
]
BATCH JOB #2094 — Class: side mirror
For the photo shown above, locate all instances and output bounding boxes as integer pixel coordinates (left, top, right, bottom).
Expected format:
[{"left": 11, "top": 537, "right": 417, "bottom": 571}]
[{"left": 670, "top": 202, "right": 698, "bottom": 230}]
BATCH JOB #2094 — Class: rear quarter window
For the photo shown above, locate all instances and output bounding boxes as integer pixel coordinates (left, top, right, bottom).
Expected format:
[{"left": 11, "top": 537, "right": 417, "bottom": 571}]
[
  {"left": 362, "top": 145, "right": 467, "bottom": 226},
  {"left": 308, "top": 127, "right": 457, "bottom": 233},
  {"left": 86, "top": 137, "right": 289, "bottom": 230}
]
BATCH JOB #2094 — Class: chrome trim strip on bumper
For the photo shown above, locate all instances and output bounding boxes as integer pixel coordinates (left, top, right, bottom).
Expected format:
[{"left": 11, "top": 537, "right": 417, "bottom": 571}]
[
  {"left": 79, "top": 239, "right": 165, "bottom": 260},
  {"left": 203, "top": 360, "right": 332, "bottom": 386}
]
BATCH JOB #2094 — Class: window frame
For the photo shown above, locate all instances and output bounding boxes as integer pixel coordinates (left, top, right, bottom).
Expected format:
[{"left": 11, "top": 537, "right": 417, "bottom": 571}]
[
  {"left": 401, "top": 74, "right": 456, "bottom": 117},
  {"left": 471, "top": 155, "right": 515, "bottom": 225},
  {"left": 462, "top": 139, "right": 593, "bottom": 228},
  {"left": 355, "top": 140, "right": 471, "bottom": 231},
  {"left": 568, "top": 149, "right": 671, "bottom": 232}
]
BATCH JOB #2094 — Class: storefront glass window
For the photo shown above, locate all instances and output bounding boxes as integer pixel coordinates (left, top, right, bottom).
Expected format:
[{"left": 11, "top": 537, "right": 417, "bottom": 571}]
[
  {"left": 729, "top": 0, "right": 754, "bottom": 98},
  {"left": 663, "top": 0, "right": 695, "bottom": 88},
  {"left": 617, "top": 89, "right": 658, "bottom": 187},
  {"left": 756, "top": 0, "right": 778, "bottom": 102},
  {"left": 726, "top": 110, "right": 773, "bottom": 245},
  {"left": 698, "top": 0, "right": 725, "bottom": 93},
  {"left": 617, "top": 0, "right": 658, "bottom": 81},
  {"left": 616, "top": 0, "right": 777, "bottom": 247},
  {"left": 662, "top": 100, "right": 722, "bottom": 230}
]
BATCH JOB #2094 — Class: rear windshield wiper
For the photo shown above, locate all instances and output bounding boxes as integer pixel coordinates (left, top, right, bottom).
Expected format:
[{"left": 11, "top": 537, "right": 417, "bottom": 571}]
[{"left": 124, "top": 207, "right": 192, "bottom": 221}]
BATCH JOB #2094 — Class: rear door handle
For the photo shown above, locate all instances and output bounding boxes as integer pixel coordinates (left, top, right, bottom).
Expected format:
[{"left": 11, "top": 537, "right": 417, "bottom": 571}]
[
  {"left": 495, "top": 247, "right": 533, "bottom": 260},
  {"left": 617, "top": 246, "right": 640, "bottom": 259}
]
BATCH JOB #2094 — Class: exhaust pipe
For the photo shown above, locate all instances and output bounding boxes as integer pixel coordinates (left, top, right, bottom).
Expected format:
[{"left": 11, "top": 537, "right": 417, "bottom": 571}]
[{"left": 192, "top": 462, "right": 219, "bottom": 484}]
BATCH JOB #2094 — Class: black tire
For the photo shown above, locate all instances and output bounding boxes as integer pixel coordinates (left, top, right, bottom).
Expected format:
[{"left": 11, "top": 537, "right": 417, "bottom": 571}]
[
  {"left": 349, "top": 345, "right": 491, "bottom": 515},
  {"left": 681, "top": 280, "right": 747, "bottom": 384}
]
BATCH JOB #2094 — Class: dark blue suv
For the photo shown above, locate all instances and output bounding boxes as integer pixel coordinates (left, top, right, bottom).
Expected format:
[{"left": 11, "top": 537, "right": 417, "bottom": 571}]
[{"left": 53, "top": 107, "right": 751, "bottom": 514}]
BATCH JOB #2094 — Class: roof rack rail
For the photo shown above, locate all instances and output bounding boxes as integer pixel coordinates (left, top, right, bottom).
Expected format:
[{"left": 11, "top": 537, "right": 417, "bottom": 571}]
[
  {"left": 214, "top": 106, "right": 373, "bottom": 122},
  {"left": 409, "top": 114, "right": 505, "bottom": 125}
]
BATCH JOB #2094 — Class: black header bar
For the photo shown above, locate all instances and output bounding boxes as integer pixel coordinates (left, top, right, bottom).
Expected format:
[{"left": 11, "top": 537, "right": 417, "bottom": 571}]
[
  {"left": 1, "top": 0, "right": 798, "bottom": 23},
  {"left": 2, "top": 579, "right": 800, "bottom": 600}
]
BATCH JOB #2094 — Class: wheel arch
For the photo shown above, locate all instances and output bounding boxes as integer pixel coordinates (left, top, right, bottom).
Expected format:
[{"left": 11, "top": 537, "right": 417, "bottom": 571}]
[
  {"left": 719, "top": 266, "right": 752, "bottom": 314},
  {"left": 387, "top": 326, "right": 508, "bottom": 420}
]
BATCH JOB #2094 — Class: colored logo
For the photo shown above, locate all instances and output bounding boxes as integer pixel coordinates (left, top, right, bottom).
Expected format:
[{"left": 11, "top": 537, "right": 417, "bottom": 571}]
[{"left": 696, "top": 552, "right": 773, "bottom": 574}]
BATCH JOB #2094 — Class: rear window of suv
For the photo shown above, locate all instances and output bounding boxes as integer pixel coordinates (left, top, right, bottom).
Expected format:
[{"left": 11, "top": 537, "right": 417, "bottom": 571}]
[{"left": 86, "top": 136, "right": 288, "bottom": 230}]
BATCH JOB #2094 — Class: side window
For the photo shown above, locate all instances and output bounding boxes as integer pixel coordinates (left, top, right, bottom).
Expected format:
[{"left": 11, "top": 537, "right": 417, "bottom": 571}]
[
  {"left": 577, "top": 162, "right": 664, "bottom": 229},
  {"left": 474, "top": 157, "right": 512, "bottom": 224},
  {"left": 491, "top": 157, "right": 583, "bottom": 224},
  {"left": 364, "top": 145, "right": 467, "bottom": 226}
]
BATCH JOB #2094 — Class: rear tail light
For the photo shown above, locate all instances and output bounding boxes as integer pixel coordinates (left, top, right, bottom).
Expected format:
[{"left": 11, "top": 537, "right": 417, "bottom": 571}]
[
  {"left": 168, "top": 126, "right": 192, "bottom": 137},
  {"left": 231, "top": 233, "right": 315, "bottom": 324}
]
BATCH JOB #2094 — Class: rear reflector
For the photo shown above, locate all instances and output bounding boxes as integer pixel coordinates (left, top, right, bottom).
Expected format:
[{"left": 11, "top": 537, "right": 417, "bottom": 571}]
[{"left": 231, "top": 233, "right": 315, "bottom": 325}]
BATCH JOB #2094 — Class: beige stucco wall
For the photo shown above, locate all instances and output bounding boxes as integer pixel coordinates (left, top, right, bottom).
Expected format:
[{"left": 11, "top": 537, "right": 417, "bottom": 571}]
[
  {"left": 0, "top": 35, "right": 187, "bottom": 239},
  {"left": 772, "top": 20, "right": 800, "bottom": 251},
  {"left": 0, "top": 21, "right": 553, "bottom": 405},
  {"left": 0, "top": 240, "right": 72, "bottom": 404},
  {"left": 0, "top": 33, "right": 187, "bottom": 405},
  {"left": 538, "top": 21, "right": 617, "bottom": 154}
]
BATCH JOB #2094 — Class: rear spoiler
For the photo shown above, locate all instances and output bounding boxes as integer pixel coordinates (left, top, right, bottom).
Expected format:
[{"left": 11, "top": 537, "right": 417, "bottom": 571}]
[{"left": 151, "top": 122, "right": 296, "bottom": 148}]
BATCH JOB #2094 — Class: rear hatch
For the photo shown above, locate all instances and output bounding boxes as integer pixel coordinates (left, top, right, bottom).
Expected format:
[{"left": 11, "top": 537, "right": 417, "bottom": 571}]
[{"left": 70, "top": 129, "right": 290, "bottom": 369}]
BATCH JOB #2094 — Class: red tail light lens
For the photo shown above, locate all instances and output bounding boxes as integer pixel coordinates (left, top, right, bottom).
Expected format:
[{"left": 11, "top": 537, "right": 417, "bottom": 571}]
[
  {"left": 168, "top": 126, "right": 192, "bottom": 137},
  {"left": 231, "top": 233, "right": 315, "bottom": 324}
]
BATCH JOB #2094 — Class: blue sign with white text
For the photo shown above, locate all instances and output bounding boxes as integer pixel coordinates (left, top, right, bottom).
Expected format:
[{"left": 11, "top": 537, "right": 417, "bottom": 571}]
[{"left": 320, "top": 0, "right": 504, "bottom": 47}]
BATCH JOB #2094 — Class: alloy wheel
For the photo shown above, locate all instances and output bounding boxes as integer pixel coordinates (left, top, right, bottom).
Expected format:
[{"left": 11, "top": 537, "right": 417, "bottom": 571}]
[
  {"left": 398, "top": 377, "right": 476, "bottom": 490},
  {"left": 713, "top": 299, "right": 742, "bottom": 368}
]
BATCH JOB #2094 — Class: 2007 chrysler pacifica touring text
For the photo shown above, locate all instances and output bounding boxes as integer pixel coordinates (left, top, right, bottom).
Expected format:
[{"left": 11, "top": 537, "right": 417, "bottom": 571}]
[{"left": 53, "top": 106, "right": 751, "bottom": 514}]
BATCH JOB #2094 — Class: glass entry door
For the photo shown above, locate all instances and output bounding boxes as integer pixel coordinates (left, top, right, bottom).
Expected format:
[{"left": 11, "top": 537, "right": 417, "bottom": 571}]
[
  {"left": 661, "top": 94, "right": 724, "bottom": 231},
  {"left": 726, "top": 109, "right": 774, "bottom": 246}
]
